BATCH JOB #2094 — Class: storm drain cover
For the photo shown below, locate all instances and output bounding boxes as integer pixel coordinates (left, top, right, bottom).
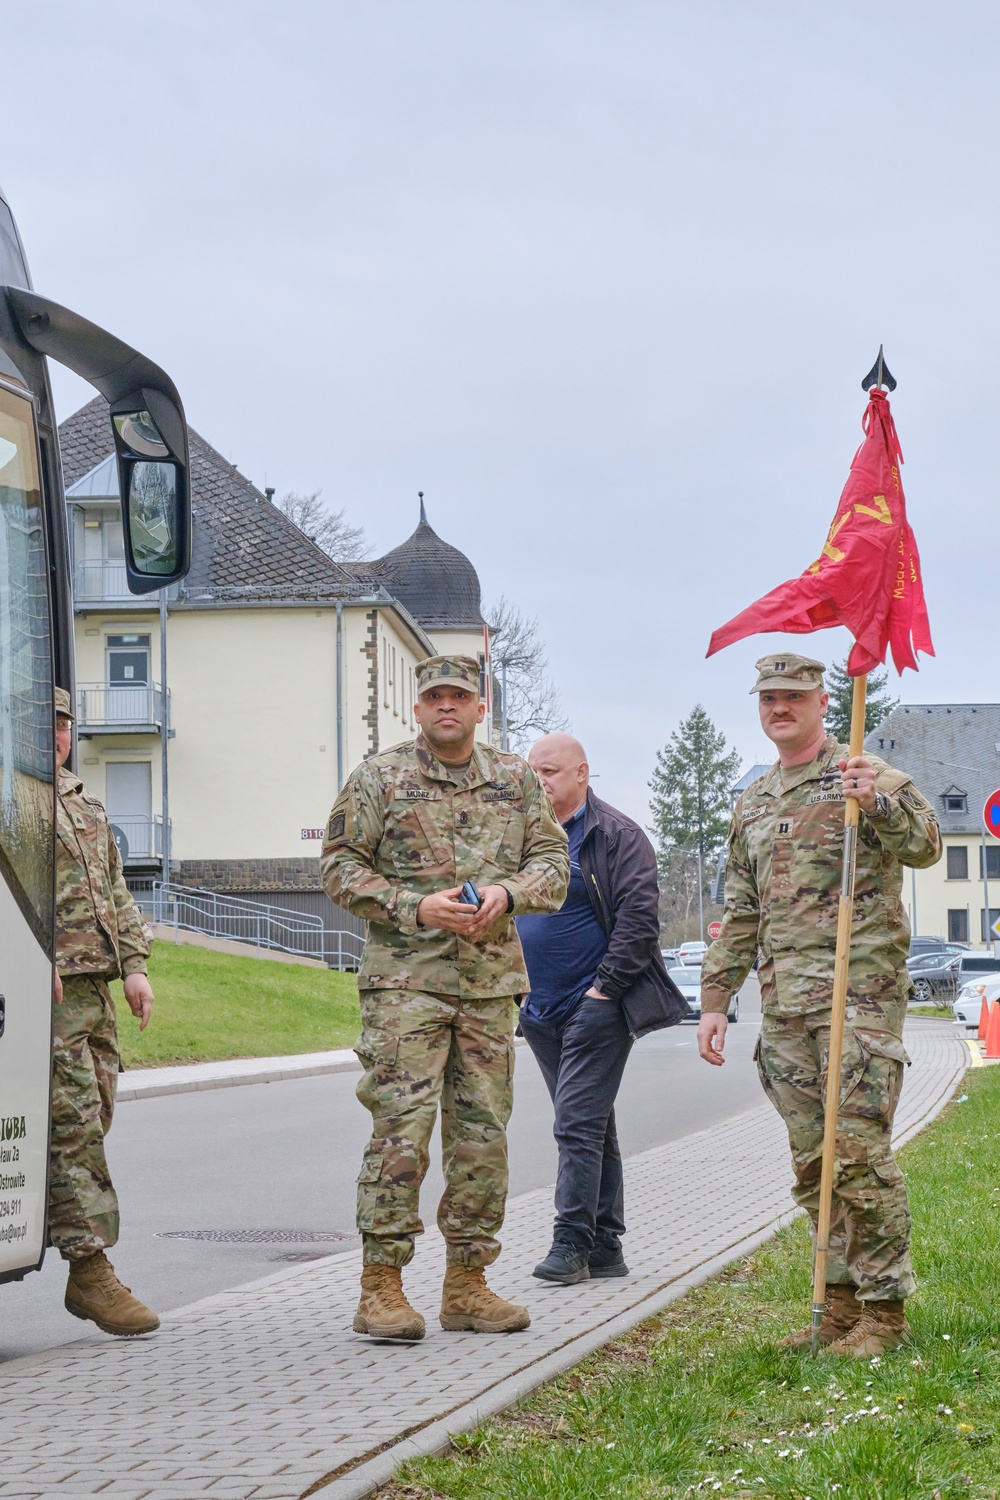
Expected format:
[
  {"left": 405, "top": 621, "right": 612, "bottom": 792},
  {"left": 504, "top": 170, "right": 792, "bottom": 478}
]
[{"left": 158, "top": 1229, "right": 353, "bottom": 1244}]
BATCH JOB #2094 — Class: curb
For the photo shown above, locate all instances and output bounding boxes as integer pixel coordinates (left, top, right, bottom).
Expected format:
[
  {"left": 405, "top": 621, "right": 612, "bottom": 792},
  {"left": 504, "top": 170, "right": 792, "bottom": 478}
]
[
  {"left": 117, "top": 1039, "right": 531, "bottom": 1102},
  {"left": 116, "top": 1050, "right": 361, "bottom": 1101}
]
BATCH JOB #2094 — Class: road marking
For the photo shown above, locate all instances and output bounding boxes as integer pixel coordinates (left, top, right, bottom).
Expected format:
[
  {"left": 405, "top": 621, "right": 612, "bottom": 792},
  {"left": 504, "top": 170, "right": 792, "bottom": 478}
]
[{"left": 966, "top": 1039, "right": 984, "bottom": 1068}]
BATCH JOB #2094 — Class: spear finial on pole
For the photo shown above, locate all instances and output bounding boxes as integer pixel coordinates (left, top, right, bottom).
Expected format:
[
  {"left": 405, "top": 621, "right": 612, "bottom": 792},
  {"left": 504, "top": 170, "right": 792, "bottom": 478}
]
[{"left": 862, "top": 345, "right": 897, "bottom": 392}]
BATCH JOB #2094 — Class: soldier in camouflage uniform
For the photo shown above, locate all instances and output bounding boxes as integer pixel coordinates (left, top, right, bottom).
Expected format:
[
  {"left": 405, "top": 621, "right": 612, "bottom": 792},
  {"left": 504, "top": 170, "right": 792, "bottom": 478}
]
[
  {"left": 698, "top": 655, "right": 941, "bottom": 1357},
  {"left": 322, "top": 655, "right": 569, "bottom": 1341},
  {"left": 52, "top": 687, "right": 159, "bottom": 1336}
]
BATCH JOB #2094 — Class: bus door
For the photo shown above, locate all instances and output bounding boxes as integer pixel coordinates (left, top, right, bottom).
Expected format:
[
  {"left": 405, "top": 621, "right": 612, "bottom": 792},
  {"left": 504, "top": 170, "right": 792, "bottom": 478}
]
[{"left": 0, "top": 188, "right": 191, "bottom": 1281}]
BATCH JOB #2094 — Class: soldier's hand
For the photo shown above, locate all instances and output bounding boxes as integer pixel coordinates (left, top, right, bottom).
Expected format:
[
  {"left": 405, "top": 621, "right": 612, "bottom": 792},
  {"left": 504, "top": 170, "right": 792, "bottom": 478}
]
[
  {"left": 838, "top": 756, "right": 878, "bottom": 813},
  {"left": 697, "top": 1012, "right": 728, "bottom": 1066},
  {"left": 53, "top": 972, "right": 63, "bottom": 1004},
  {"left": 416, "top": 887, "right": 481, "bottom": 934},
  {"left": 464, "top": 884, "right": 511, "bottom": 940},
  {"left": 123, "top": 973, "right": 154, "bottom": 1031}
]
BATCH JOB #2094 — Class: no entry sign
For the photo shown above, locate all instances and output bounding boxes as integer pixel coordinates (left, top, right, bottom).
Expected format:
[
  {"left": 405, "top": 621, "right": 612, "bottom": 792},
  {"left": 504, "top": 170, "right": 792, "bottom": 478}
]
[
  {"left": 708, "top": 920, "right": 723, "bottom": 940},
  {"left": 984, "top": 789, "right": 1000, "bottom": 840}
]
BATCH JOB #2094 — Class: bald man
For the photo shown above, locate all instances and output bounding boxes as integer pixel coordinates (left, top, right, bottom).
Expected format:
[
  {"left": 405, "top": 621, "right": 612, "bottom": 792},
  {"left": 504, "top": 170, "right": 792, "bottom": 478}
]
[{"left": 518, "top": 734, "right": 685, "bottom": 1284}]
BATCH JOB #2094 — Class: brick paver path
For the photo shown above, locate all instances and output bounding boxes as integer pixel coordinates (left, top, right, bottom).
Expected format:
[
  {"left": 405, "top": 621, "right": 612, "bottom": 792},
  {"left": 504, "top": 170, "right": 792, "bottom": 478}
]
[{"left": 0, "top": 1021, "right": 966, "bottom": 1500}]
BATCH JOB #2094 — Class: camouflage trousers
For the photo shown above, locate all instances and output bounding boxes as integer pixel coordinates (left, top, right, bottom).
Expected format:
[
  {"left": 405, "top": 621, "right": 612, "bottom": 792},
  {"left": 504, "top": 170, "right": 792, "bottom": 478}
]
[
  {"left": 355, "top": 989, "right": 515, "bottom": 1270},
  {"left": 755, "top": 1009, "right": 914, "bottom": 1302},
  {"left": 49, "top": 974, "right": 120, "bottom": 1262}
]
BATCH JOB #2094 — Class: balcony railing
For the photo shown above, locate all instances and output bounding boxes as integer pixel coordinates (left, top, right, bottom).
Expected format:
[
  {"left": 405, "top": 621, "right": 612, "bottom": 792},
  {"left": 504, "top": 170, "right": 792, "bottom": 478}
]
[
  {"left": 76, "top": 683, "right": 165, "bottom": 731},
  {"left": 109, "top": 815, "right": 169, "bottom": 864},
  {"left": 74, "top": 560, "right": 131, "bottom": 603}
]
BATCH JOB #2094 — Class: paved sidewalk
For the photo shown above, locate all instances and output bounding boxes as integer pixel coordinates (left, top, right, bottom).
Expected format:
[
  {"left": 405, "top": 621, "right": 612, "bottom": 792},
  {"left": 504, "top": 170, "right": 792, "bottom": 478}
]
[{"left": 0, "top": 1020, "right": 966, "bottom": 1500}]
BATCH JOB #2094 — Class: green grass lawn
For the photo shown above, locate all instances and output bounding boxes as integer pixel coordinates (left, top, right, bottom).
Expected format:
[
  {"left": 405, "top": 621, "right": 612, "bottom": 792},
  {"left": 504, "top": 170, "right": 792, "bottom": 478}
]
[
  {"left": 111, "top": 941, "right": 360, "bottom": 1067},
  {"left": 389, "top": 1067, "right": 1000, "bottom": 1500}
]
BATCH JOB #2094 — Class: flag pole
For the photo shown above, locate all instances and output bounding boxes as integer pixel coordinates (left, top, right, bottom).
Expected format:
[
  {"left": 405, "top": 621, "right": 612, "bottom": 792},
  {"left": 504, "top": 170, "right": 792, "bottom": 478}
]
[{"left": 810, "top": 669, "right": 868, "bottom": 1354}]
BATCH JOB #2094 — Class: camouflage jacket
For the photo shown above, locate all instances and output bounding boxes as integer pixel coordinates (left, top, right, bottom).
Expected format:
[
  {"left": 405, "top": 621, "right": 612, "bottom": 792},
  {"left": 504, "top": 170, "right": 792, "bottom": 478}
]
[
  {"left": 321, "top": 736, "right": 569, "bottom": 997},
  {"left": 55, "top": 768, "right": 152, "bottom": 978},
  {"left": 700, "top": 736, "right": 941, "bottom": 1018}
]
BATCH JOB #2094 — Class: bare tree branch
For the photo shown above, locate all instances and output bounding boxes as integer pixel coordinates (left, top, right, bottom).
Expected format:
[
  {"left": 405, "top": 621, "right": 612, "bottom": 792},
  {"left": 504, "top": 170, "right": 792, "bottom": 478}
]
[
  {"left": 276, "top": 490, "right": 371, "bottom": 563},
  {"left": 485, "top": 595, "right": 568, "bottom": 751}
]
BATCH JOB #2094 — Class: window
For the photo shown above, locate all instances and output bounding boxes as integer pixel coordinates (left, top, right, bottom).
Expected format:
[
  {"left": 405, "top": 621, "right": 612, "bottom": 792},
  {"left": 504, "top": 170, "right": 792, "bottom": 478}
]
[
  {"left": 382, "top": 638, "right": 389, "bottom": 708},
  {"left": 107, "top": 633, "right": 150, "bottom": 685},
  {"left": 948, "top": 909, "right": 970, "bottom": 943},
  {"left": 0, "top": 383, "right": 53, "bottom": 941},
  {"left": 946, "top": 845, "right": 969, "bottom": 880},
  {"left": 392, "top": 646, "right": 398, "bottom": 717},
  {"left": 942, "top": 787, "right": 968, "bottom": 813},
  {"left": 980, "top": 845, "right": 1000, "bottom": 880},
  {"left": 982, "top": 908, "right": 1000, "bottom": 944}
]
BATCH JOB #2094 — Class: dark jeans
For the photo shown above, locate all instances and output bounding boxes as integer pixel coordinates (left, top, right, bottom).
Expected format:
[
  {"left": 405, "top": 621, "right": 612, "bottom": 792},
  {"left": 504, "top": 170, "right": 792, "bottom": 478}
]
[{"left": 519, "top": 996, "right": 634, "bottom": 1254}]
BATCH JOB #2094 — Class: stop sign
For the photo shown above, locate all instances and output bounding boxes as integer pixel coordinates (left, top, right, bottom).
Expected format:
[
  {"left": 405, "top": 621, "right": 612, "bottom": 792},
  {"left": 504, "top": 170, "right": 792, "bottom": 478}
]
[
  {"left": 985, "top": 789, "right": 1000, "bottom": 840},
  {"left": 708, "top": 920, "right": 722, "bottom": 940}
]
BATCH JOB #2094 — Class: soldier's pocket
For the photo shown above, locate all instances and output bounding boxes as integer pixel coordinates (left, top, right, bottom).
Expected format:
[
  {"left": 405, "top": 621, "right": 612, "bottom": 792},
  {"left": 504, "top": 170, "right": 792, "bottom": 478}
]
[
  {"left": 839, "top": 1030, "right": 909, "bottom": 1122},
  {"left": 356, "top": 1154, "right": 384, "bottom": 1232},
  {"left": 354, "top": 1027, "right": 401, "bottom": 1113},
  {"left": 482, "top": 806, "right": 527, "bottom": 876}
]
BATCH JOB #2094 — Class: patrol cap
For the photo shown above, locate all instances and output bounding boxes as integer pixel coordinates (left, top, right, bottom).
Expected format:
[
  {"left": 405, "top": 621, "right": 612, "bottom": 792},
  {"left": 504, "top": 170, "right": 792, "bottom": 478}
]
[
  {"left": 54, "top": 686, "right": 75, "bottom": 721},
  {"left": 415, "top": 654, "right": 482, "bottom": 698},
  {"left": 750, "top": 653, "right": 826, "bottom": 694}
]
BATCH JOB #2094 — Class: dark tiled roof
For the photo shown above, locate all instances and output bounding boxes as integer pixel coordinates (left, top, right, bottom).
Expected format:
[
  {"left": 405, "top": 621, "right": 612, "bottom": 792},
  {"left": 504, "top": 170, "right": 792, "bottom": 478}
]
[
  {"left": 865, "top": 703, "right": 1000, "bottom": 834},
  {"left": 58, "top": 397, "right": 369, "bottom": 604},
  {"left": 369, "top": 515, "right": 485, "bottom": 631}
]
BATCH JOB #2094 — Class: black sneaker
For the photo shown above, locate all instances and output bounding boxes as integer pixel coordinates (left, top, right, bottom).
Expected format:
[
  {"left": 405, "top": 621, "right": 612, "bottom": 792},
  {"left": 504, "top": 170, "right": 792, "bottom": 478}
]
[
  {"left": 532, "top": 1241, "right": 591, "bottom": 1284},
  {"left": 588, "top": 1244, "right": 629, "bottom": 1278}
]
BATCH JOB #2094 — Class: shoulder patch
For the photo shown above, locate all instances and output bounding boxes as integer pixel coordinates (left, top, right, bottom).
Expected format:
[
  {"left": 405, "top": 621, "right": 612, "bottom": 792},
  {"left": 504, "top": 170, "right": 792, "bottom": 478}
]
[{"left": 327, "top": 813, "right": 346, "bottom": 841}]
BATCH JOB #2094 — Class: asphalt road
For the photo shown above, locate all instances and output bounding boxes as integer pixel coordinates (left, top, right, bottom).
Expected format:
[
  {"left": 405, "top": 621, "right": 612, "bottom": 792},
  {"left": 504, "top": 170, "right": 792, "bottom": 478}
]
[{"left": 0, "top": 979, "right": 763, "bottom": 1364}]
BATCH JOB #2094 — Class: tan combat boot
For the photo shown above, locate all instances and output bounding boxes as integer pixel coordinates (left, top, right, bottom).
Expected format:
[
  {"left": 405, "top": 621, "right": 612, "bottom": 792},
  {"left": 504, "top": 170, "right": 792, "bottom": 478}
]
[
  {"left": 830, "top": 1300, "right": 909, "bottom": 1357},
  {"left": 439, "top": 1266, "right": 530, "bottom": 1333},
  {"left": 776, "top": 1284, "right": 861, "bottom": 1350},
  {"left": 65, "top": 1252, "right": 160, "bottom": 1336},
  {"left": 353, "top": 1265, "right": 426, "bottom": 1341}
]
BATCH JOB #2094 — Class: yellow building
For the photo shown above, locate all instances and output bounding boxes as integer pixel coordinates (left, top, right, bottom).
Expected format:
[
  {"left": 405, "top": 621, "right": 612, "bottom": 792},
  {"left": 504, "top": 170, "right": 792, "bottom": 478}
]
[
  {"left": 864, "top": 703, "right": 1000, "bottom": 949},
  {"left": 60, "top": 399, "right": 489, "bottom": 926}
]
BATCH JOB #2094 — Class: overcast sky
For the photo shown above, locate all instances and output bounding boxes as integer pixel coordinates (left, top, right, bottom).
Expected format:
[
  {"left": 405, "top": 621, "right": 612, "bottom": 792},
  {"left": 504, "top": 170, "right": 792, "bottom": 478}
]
[{"left": 5, "top": 2, "right": 997, "bottom": 822}]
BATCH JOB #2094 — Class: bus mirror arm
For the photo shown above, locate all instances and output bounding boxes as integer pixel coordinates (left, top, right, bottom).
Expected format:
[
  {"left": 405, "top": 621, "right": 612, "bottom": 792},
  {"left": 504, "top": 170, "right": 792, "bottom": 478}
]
[{"left": 4, "top": 287, "right": 191, "bottom": 593}]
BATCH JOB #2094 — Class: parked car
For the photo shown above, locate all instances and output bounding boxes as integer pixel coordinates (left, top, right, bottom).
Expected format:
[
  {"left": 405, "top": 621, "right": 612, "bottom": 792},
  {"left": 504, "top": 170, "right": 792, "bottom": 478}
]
[
  {"left": 678, "top": 941, "right": 709, "bottom": 966},
  {"left": 953, "top": 977, "right": 1000, "bottom": 1029},
  {"left": 918, "top": 952, "right": 1000, "bottom": 1004},
  {"left": 668, "top": 965, "right": 739, "bottom": 1023},
  {"left": 909, "top": 935, "right": 966, "bottom": 959},
  {"left": 906, "top": 947, "right": 965, "bottom": 1002},
  {"left": 660, "top": 947, "right": 680, "bottom": 966}
]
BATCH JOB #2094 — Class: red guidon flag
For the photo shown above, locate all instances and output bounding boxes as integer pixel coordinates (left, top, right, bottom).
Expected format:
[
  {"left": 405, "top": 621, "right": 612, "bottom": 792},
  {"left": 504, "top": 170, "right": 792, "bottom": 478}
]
[{"left": 707, "top": 389, "right": 933, "bottom": 674}]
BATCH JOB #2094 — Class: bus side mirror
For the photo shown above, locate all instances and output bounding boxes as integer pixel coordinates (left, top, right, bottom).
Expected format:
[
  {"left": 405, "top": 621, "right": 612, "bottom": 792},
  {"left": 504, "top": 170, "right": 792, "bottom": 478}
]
[{"left": 110, "top": 393, "right": 191, "bottom": 595}]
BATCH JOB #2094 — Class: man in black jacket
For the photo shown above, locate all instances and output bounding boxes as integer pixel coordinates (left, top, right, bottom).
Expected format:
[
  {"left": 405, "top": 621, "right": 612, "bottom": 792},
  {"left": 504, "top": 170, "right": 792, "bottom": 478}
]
[{"left": 517, "top": 734, "right": 686, "bottom": 1284}]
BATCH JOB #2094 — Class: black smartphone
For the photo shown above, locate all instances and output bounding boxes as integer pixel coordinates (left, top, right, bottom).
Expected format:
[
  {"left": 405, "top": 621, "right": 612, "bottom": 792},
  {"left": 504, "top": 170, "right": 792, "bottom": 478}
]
[{"left": 460, "top": 879, "right": 483, "bottom": 909}]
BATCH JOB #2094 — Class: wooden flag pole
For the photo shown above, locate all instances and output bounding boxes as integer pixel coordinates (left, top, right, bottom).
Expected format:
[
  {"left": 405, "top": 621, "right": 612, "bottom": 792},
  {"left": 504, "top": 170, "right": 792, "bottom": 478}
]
[{"left": 810, "top": 670, "right": 868, "bottom": 1355}]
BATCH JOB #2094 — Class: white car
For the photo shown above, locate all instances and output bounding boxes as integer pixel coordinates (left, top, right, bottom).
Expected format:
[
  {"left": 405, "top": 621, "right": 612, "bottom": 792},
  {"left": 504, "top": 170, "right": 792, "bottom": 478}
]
[
  {"left": 953, "top": 977, "right": 1000, "bottom": 1029},
  {"left": 678, "top": 940, "right": 709, "bottom": 966},
  {"left": 668, "top": 966, "right": 739, "bottom": 1023}
]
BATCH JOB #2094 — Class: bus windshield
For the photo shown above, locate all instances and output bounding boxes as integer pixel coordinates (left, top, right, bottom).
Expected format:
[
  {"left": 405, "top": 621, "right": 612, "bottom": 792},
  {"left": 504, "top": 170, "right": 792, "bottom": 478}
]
[{"left": 0, "top": 384, "right": 53, "bottom": 949}]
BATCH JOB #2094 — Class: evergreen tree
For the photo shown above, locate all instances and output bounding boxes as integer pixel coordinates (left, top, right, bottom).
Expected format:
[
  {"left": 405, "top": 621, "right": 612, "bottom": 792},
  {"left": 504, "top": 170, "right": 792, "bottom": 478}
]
[
  {"left": 648, "top": 706, "right": 741, "bottom": 865},
  {"left": 825, "top": 658, "right": 899, "bottom": 742}
]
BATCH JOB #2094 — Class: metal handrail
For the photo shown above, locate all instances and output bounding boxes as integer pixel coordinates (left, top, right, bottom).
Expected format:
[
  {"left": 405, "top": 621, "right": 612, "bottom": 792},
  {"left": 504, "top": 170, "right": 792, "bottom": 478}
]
[{"left": 142, "top": 881, "right": 365, "bottom": 970}]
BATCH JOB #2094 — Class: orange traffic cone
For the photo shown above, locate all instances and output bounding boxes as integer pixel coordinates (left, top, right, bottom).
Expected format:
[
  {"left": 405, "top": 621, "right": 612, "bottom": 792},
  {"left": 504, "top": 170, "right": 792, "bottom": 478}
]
[
  {"left": 978, "top": 989, "right": 991, "bottom": 1042},
  {"left": 985, "top": 995, "right": 1000, "bottom": 1060}
]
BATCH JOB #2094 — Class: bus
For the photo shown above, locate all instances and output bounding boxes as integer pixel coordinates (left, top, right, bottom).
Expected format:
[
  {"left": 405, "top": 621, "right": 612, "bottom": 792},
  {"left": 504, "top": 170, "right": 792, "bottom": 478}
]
[{"left": 0, "top": 188, "right": 191, "bottom": 1283}]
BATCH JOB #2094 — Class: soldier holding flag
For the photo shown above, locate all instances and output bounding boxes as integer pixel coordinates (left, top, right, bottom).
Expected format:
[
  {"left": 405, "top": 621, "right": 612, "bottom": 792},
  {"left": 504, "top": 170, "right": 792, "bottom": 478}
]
[
  {"left": 698, "top": 653, "right": 940, "bottom": 1354},
  {"left": 702, "top": 364, "right": 942, "bottom": 1356}
]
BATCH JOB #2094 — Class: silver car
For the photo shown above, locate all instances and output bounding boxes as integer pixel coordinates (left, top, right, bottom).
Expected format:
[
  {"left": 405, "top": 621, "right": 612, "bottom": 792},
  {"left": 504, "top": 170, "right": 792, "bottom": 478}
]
[{"left": 668, "top": 966, "right": 739, "bottom": 1023}]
